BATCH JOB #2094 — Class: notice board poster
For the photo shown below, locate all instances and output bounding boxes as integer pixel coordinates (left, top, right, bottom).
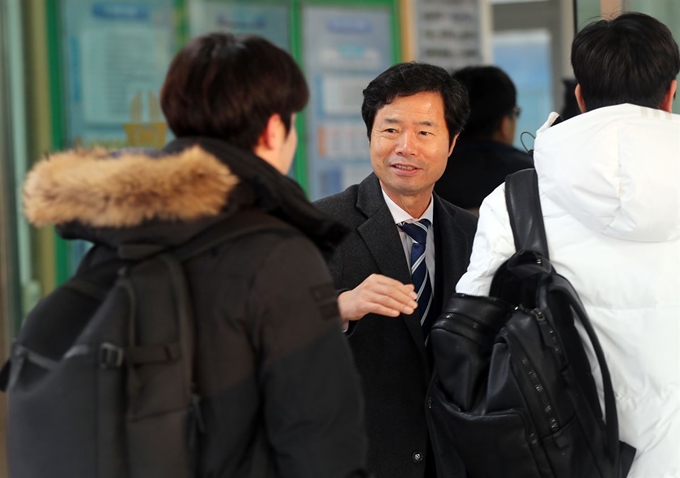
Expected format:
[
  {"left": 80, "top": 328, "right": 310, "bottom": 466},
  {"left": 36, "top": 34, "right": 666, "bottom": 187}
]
[
  {"left": 414, "top": 0, "right": 483, "bottom": 71},
  {"left": 188, "top": 0, "right": 289, "bottom": 51},
  {"left": 302, "top": 6, "right": 393, "bottom": 201},
  {"left": 61, "top": 0, "right": 178, "bottom": 149}
]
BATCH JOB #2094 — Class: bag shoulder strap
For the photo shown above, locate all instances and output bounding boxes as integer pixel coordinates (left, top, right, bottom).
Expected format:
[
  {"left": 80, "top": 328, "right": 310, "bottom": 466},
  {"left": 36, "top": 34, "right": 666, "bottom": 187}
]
[
  {"left": 504, "top": 169, "right": 549, "bottom": 259},
  {"left": 172, "top": 211, "right": 289, "bottom": 478},
  {"left": 117, "top": 210, "right": 293, "bottom": 262},
  {"left": 173, "top": 210, "right": 294, "bottom": 262},
  {"left": 505, "top": 170, "right": 629, "bottom": 473}
]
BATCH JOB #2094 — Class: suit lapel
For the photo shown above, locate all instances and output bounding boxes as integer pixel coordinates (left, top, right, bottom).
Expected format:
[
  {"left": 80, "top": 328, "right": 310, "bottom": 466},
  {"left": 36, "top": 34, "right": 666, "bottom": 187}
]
[
  {"left": 356, "top": 174, "right": 428, "bottom": 366},
  {"left": 357, "top": 209, "right": 412, "bottom": 285}
]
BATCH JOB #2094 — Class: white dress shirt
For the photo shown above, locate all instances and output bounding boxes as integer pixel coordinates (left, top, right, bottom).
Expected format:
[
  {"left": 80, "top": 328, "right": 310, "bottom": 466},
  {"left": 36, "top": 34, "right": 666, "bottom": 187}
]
[{"left": 381, "top": 189, "right": 435, "bottom": 291}]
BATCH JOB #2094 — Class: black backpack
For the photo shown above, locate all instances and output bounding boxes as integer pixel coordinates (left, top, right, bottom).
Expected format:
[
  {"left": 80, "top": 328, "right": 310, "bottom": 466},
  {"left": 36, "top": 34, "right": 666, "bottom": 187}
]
[
  {"left": 427, "top": 169, "right": 636, "bottom": 478},
  {"left": 0, "top": 211, "right": 287, "bottom": 478}
]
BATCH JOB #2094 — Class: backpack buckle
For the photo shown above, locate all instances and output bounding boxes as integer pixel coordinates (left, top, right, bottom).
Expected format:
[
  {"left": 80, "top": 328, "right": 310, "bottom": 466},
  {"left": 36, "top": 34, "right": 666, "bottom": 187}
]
[{"left": 99, "top": 343, "right": 124, "bottom": 369}]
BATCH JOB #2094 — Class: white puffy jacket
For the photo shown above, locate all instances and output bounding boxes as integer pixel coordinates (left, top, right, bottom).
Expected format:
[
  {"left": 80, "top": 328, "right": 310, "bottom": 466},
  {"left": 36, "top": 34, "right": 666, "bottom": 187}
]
[{"left": 456, "top": 104, "right": 680, "bottom": 477}]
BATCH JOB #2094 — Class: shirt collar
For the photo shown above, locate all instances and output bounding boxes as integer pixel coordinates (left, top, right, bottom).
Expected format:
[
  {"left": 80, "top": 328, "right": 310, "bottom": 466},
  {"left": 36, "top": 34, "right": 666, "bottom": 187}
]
[{"left": 381, "top": 189, "right": 435, "bottom": 225}]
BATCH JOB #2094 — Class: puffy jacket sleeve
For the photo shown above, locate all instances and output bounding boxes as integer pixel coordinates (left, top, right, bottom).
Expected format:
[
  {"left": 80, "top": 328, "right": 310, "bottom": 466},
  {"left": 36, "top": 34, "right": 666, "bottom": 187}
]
[
  {"left": 456, "top": 183, "right": 516, "bottom": 295},
  {"left": 247, "top": 234, "right": 368, "bottom": 478}
]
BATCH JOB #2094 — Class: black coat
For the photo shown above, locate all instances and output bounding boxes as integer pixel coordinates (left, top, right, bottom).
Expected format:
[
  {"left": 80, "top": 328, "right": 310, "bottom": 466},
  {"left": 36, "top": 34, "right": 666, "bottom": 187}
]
[
  {"left": 435, "top": 139, "right": 533, "bottom": 210},
  {"left": 31, "top": 138, "right": 369, "bottom": 478},
  {"left": 315, "top": 174, "right": 477, "bottom": 478}
]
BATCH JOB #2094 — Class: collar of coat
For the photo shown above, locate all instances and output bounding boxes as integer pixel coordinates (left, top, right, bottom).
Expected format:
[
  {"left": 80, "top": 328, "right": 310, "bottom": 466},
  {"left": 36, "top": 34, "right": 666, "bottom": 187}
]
[{"left": 24, "top": 137, "right": 347, "bottom": 252}]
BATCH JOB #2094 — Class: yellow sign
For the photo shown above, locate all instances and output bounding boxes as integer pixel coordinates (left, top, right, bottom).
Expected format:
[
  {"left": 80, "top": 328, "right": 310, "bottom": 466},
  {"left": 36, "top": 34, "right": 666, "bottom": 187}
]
[{"left": 123, "top": 91, "right": 167, "bottom": 148}]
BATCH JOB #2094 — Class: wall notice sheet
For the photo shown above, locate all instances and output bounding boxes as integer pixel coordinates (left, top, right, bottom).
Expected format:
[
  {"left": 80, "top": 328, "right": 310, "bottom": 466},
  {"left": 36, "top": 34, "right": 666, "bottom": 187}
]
[
  {"left": 414, "top": 0, "right": 483, "bottom": 71},
  {"left": 62, "top": 0, "right": 177, "bottom": 148},
  {"left": 188, "top": 0, "right": 289, "bottom": 50}
]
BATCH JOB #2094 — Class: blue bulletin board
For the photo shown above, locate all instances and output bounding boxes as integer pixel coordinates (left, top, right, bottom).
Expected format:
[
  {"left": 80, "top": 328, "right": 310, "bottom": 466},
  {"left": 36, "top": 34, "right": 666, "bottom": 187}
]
[
  {"left": 301, "top": 5, "right": 396, "bottom": 200},
  {"left": 60, "top": 0, "right": 178, "bottom": 149}
]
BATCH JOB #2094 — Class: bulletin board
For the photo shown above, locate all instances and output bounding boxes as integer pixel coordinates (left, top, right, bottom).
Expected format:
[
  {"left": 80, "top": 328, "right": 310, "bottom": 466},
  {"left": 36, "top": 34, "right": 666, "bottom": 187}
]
[
  {"left": 47, "top": 0, "right": 401, "bottom": 281},
  {"left": 301, "top": 1, "right": 400, "bottom": 200},
  {"left": 411, "top": 0, "right": 486, "bottom": 71},
  {"left": 60, "top": 0, "right": 179, "bottom": 149},
  {"left": 188, "top": 0, "right": 290, "bottom": 49}
]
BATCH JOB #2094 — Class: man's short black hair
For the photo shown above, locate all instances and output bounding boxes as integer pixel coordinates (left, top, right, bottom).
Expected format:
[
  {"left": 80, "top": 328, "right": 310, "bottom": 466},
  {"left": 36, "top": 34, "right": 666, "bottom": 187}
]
[
  {"left": 452, "top": 66, "right": 517, "bottom": 140},
  {"left": 572, "top": 12, "right": 680, "bottom": 111},
  {"left": 161, "top": 33, "right": 309, "bottom": 151},
  {"left": 361, "top": 62, "right": 470, "bottom": 146}
]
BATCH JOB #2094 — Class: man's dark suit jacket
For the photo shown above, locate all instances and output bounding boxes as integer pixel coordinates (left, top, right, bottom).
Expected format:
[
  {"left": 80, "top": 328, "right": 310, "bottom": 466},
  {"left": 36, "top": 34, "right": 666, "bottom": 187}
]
[{"left": 314, "top": 173, "right": 477, "bottom": 478}]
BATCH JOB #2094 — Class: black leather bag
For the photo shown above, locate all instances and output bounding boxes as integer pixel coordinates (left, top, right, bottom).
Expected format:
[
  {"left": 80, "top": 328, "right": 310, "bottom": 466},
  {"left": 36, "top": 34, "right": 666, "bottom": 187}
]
[{"left": 427, "top": 169, "right": 636, "bottom": 478}]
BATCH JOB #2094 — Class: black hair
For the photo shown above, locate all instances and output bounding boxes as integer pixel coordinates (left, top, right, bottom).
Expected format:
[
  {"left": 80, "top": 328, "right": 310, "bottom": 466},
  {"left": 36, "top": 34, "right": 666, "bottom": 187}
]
[
  {"left": 161, "top": 33, "right": 309, "bottom": 151},
  {"left": 361, "top": 62, "right": 470, "bottom": 146},
  {"left": 452, "top": 66, "right": 516, "bottom": 140},
  {"left": 572, "top": 12, "right": 680, "bottom": 111},
  {"left": 560, "top": 78, "right": 581, "bottom": 120}
]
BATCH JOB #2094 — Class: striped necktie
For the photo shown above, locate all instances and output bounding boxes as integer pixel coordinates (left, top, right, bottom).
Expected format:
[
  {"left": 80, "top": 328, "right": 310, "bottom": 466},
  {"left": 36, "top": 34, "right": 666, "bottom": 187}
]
[{"left": 399, "top": 219, "right": 433, "bottom": 341}]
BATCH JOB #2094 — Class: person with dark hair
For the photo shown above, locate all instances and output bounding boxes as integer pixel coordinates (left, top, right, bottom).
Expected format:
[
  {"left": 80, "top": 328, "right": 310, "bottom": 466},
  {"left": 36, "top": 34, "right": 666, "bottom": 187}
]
[
  {"left": 560, "top": 77, "right": 581, "bottom": 120},
  {"left": 457, "top": 12, "right": 680, "bottom": 476},
  {"left": 434, "top": 66, "right": 533, "bottom": 215},
  {"left": 22, "top": 33, "right": 369, "bottom": 478},
  {"left": 315, "top": 62, "right": 477, "bottom": 478}
]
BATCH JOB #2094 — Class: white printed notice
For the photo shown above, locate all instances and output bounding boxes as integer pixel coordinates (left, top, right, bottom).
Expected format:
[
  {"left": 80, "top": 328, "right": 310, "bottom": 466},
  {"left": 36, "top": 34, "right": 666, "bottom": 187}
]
[
  {"left": 80, "top": 27, "right": 172, "bottom": 125},
  {"left": 415, "top": 0, "right": 483, "bottom": 71}
]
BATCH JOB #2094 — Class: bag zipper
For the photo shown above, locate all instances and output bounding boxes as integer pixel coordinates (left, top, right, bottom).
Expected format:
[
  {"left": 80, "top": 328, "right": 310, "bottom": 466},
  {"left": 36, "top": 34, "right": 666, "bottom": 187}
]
[
  {"left": 501, "top": 327, "right": 560, "bottom": 437},
  {"left": 533, "top": 309, "right": 564, "bottom": 361}
]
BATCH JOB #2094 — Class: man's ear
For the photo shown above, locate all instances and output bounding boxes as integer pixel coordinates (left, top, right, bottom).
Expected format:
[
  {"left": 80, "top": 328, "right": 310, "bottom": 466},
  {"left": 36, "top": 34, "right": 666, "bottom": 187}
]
[
  {"left": 253, "top": 114, "right": 286, "bottom": 171},
  {"left": 448, "top": 133, "right": 460, "bottom": 156},
  {"left": 575, "top": 84, "right": 587, "bottom": 113},
  {"left": 661, "top": 79, "right": 677, "bottom": 113},
  {"left": 499, "top": 116, "right": 515, "bottom": 144},
  {"left": 258, "top": 114, "right": 284, "bottom": 152}
]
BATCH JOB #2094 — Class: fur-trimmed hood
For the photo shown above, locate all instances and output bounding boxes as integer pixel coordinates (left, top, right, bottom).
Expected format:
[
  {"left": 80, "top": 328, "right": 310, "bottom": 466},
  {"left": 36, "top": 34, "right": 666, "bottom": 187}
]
[
  {"left": 24, "top": 146, "right": 239, "bottom": 229},
  {"left": 23, "top": 138, "right": 347, "bottom": 251}
]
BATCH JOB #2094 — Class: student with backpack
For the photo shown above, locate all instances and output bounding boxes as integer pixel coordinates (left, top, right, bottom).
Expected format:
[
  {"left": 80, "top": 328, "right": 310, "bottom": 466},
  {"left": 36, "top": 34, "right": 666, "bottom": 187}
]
[
  {"left": 3, "top": 33, "right": 369, "bottom": 478},
  {"left": 441, "top": 12, "right": 680, "bottom": 478}
]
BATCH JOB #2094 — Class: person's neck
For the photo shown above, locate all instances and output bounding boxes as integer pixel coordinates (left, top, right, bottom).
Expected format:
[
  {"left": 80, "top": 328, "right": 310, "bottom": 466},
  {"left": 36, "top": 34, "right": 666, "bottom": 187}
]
[
  {"left": 491, "top": 130, "right": 514, "bottom": 145},
  {"left": 382, "top": 186, "right": 432, "bottom": 219}
]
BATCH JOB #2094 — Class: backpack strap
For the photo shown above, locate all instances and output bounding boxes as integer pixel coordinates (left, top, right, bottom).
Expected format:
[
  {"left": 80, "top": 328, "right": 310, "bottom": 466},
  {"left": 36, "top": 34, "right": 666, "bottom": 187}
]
[
  {"left": 174, "top": 210, "right": 290, "bottom": 476},
  {"left": 505, "top": 169, "right": 629, "bottom": 475},
  {"left": 117, "top": 210, "right": 291, "bottom": 262},
  {"left": 173, "top": 210, "right": 293, "bottom": 262},
  {"left": 504, "top": 169, "right": 549, "bottom": 258}
]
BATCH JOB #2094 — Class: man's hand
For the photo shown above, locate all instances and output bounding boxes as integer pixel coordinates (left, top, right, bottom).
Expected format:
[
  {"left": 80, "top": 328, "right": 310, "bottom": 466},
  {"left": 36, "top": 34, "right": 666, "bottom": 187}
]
[{"left": 338, "top": 274, "right": 418, "bottom": 325}]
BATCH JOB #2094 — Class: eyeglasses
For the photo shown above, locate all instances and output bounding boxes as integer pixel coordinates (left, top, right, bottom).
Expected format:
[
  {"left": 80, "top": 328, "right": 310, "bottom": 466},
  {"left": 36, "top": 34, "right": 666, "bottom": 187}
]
[{"left": 511, "top": 106, "right": 522, "bottom": 119}]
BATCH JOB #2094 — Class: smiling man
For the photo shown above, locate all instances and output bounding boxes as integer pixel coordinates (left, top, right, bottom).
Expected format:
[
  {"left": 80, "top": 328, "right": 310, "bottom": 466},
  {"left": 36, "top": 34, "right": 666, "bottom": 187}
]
[{"left": 314, "top": 62, "right": 477, "bottom": 478}]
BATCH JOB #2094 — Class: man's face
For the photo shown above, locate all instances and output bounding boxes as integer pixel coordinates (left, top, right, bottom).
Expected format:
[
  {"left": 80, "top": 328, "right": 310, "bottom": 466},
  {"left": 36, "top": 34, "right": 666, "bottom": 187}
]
[{"left": 370, "top": 91, "right": 456, "bottom": 205}]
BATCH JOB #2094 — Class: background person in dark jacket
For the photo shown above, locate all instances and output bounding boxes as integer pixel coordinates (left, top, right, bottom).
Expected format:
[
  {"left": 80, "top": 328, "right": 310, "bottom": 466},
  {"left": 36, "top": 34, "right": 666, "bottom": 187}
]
[
  {"left": 22, "top": 33, "right": 368, "bottom": 478},
  {"left": 434, "top": 66, "right": 533, "bottom": 215},
  {"left": 315, "top": 63, "right": 477, "bottom": 478}
]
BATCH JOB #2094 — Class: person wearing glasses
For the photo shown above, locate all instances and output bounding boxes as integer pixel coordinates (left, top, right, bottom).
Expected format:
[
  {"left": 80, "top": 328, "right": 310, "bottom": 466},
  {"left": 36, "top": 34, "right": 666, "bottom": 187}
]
[{"left": 434, "top": 66, "right": 532, "bottom": 216}]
